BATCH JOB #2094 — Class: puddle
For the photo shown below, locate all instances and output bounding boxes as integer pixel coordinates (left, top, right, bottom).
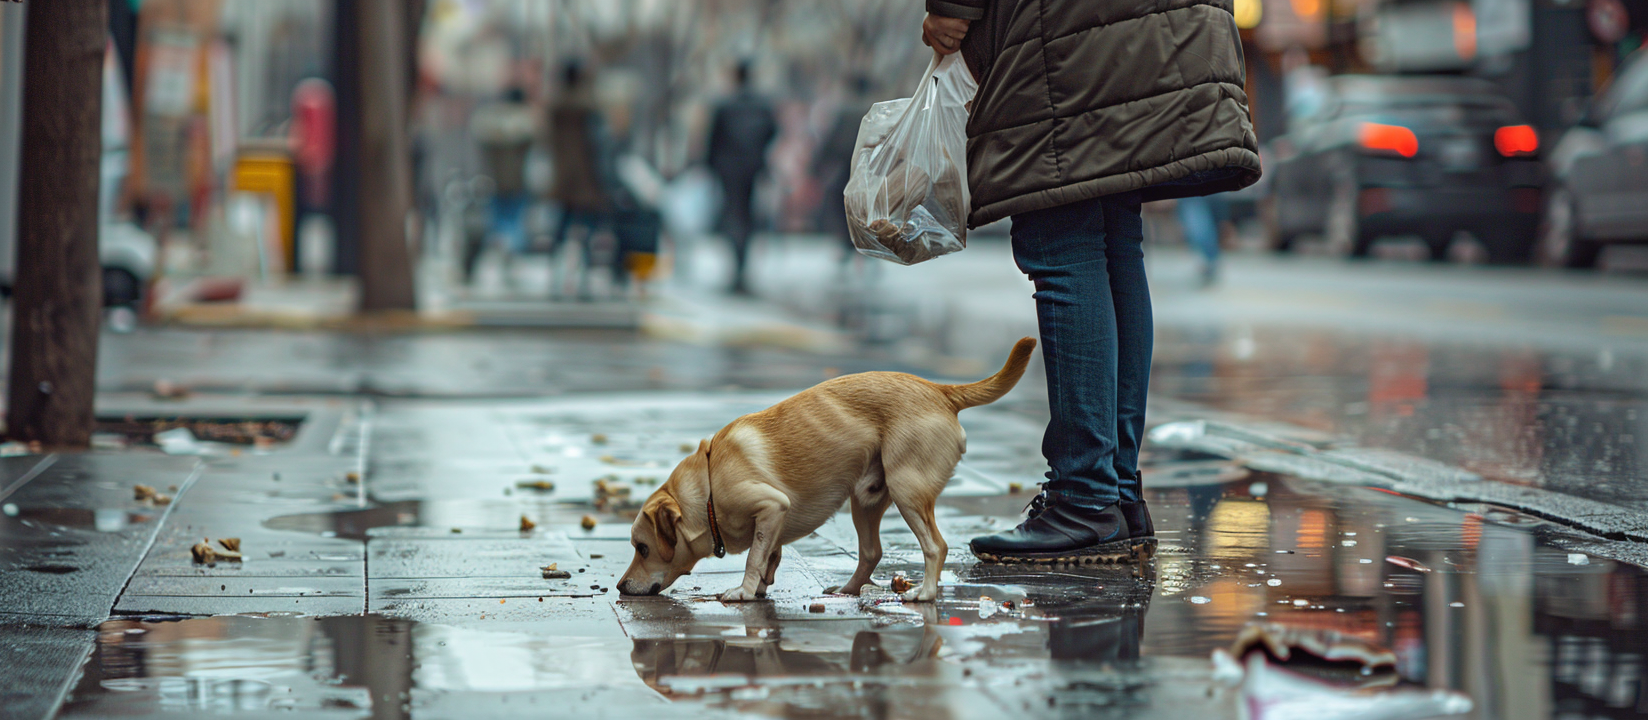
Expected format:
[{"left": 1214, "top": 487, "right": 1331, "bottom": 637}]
[{"left": 53, "top": 458, "right": 1648, "bottom": 718}]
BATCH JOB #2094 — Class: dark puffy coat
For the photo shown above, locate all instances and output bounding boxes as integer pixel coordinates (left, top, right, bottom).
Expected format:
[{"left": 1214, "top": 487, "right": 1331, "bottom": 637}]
[{"left": 928, "top": 0, "right": 1262, "bottom": 227}]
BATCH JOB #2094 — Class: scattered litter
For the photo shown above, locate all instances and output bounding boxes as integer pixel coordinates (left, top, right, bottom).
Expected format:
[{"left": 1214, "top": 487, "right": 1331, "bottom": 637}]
[
  {"left": 634, "top": 476, "right": 658, "bottom": 486},
  {"left": 1002, "top": 600, "right": 1014, "bottom": 610},
  {"left": 520, "top": 515, "right": 537, "bottom": 532},
  {"left": 450, "top": 528, "right": 463, "bottom": 534},
  {"left": 191, "top": 538, "right": 243, "bottom": 564},
  {"left": 591, "top": 433, "right": 608, "bottom": 445},
  {"left": 152, "top": 493, "right": 172, "bottom": 506},
  {"left": 530, "top": 464, "right": 554, "bottom": 474},
  {"left": 1384, "top": 555, "right": 1432, "bottom": 573},
  {"left": 345, "top": 472, "right": 360, "bottom": 485},
  {"left": 151, "top": 379, "right": 190, "bottom": 400},
  {"left": 516, "top": 479, "right": 556, "bottom": 491},
  {"left": 589, "top": 553, "right": 604, "bottom": 559},
  {"left": 808, "top": 603, "right": 826, "bottom": 613},
  {"left": 134, "top": 485, "right": 157, "bottom": 501},
  {"left": 1007, "top": 482, "right": 1023, "bottom": 493},
  {"left": 541, "top": 564, "right": 571, "bottom": 579},
  {"left": 890, "top": 575, "right": 913, "bottom": 593},
  {"left": 581, "top": 515, "right": 598, "bottom": 530},
  {"left": 1568, "top": 553, "right": 1590, "bottom": 566},
  {"left": 593, "top": 478, "right": 635, "bottom": 511},
  {"left": 679, "top": 443, "right": 695, "bottom": 453},
  {"left": 168, "top": 485, "right": 178, "bottom": 492},
  {"left": 154, "top": 427, "right": 208, "bottom": 456},
  {"left": 598, "top": 455, "right": 650, "bottom": 467},
  {"left": 0, "top": 441, "right": 36, "bottom": 456}
]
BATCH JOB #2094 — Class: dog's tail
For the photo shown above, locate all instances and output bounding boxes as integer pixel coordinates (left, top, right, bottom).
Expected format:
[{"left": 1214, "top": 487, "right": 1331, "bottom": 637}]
[{"left": 940, "top": 337, "right": 1037, "bottom": 411}]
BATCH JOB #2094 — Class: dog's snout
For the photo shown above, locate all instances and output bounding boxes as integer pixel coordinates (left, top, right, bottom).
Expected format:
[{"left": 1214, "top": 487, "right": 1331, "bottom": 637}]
[{"left": 617, "top": 580, "right": 663, "bottom": 596}]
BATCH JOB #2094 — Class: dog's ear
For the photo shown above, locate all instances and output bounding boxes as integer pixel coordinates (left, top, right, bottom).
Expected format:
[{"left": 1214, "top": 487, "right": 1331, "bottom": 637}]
[
  {"left": 697, "top": 439, "right": 709, "bottom": 455},
  {"left": 648, "top": 495, "right": 682, "bottom": 563}
]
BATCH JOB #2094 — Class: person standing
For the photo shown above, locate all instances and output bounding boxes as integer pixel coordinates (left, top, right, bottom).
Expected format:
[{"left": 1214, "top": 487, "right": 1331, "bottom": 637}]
[
  {"left": 923, "top": 1, "right": 1261, "bottom": 563},
  {"left": 705, "top": 61, "right": 778, "bottom": 295}
]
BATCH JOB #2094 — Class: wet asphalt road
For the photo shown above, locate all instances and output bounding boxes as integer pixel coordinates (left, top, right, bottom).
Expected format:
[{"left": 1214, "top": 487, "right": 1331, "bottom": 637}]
[{"left": 5, "top": 240, "right": 1648, "bottom": 718}]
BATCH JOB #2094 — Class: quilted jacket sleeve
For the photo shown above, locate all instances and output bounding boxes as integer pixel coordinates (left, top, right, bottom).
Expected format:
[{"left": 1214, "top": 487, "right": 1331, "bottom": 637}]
[{"left": 926, "top": 0, "right": 985, "bottom": 20}]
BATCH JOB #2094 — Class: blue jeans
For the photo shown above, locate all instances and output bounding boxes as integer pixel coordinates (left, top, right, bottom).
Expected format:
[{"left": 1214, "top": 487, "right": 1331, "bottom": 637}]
[{"left": 1010, "top": 192, "right": 1151, "bottom": 509}]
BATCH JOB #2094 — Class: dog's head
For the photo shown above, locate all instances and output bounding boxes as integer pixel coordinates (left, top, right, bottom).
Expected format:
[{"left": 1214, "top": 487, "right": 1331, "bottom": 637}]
[{"left": 616, "top": 442, "right": 710, "bottom": 596}]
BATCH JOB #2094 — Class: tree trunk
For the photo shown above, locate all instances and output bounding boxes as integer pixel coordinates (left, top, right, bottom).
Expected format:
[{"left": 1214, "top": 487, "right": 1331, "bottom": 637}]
[
  {"left": 354, "top": 0, "right": 417, "bottom": 312},
  {"left": 6, "top": 0, "right": 106, "bottom": 448}
]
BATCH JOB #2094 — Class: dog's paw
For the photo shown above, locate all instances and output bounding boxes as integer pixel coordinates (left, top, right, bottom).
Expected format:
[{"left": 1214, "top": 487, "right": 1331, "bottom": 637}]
[
  {"left": 718, "top": 586, "right": 761, "bottom": 602},
  {"left": 899, "top": 585, "right": 938, "bottom": 603}
]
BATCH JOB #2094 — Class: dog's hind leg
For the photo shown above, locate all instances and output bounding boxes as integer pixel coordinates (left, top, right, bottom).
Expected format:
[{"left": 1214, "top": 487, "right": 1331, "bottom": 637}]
[
  {"left": 887, "top": 475, "right": 947, "bottom": 603},
  {"left": 827, "top": 491, "right": 892, "bottom": 595}
]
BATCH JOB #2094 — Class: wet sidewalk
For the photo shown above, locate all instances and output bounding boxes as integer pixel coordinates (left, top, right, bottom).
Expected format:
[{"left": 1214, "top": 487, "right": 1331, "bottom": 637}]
[{"left": 4, "top": 377, "right": 1646, "bottom": 719}]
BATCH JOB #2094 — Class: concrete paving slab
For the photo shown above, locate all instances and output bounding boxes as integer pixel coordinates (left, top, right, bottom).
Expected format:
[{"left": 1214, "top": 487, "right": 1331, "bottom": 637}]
[
  {"left": 0, "top": 454, "right": 200, "bottom": 628},
  {"left": 0, "top": 625, "right": 95, "bottom": 720}
]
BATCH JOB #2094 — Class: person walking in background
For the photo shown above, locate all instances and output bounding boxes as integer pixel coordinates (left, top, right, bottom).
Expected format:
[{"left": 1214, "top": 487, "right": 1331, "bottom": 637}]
[
  {"left": 922, "top": 0, "right": 1261, "bottom": 564},
  {"left": 467, "top": 86, "right": 536, "bottom": 280},
  {"left": 705, "top": 61, "right": 778, "bottom": 296},
  {"left": 548, "top": 60, "right": 629, "bottom": 297},
  {"left": 814, "top": 75, "right": 873, "bottom": 263},
  {"left": 1177, "top": 193, "right": 1230, "bottom": 287}
]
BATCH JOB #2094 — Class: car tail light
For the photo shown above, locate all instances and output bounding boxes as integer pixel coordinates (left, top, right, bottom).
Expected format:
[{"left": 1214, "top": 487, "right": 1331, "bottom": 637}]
[
  {"left": 1359, "top": 123, "right": 1418, "bottom": 158},
  {"left": 1494, "top": 125, "right": 1538, "bottom": 156}
]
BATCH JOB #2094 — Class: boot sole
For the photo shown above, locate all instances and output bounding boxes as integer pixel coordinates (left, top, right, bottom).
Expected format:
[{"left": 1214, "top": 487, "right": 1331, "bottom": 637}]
[{"left": 972, "top": 536, "right": 1157, "bottom": 567}]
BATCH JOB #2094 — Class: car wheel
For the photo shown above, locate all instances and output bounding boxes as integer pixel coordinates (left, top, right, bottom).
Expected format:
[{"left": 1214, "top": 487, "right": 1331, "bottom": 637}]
[
  {"left": 1540, "top": 188, "right": 1603, "bottom": 269},
  {"left": 1326, "top": 180, "right": 1370, "bottom": 258},
  {"left": 1423, "top": 231, "right": 1452, "bottom": 262},
  {"left": 102, "top": 267, "right": 142, "bottom": 308}
]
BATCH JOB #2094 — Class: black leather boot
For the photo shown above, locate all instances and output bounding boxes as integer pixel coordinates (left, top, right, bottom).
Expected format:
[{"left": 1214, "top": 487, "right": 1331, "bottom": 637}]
[
  {"left": 1118, "top": 499, "right": 1157, "bottom": 559},
  {"left": 971, "top": 499, "right": 1141, "bottom": 565}
]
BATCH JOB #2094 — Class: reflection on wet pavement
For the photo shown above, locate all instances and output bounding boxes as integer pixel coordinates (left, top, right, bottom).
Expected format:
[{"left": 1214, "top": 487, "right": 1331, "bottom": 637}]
[
  {"left": 1153, "top": 328, "right": 1648, "bottom": 513},
  {"left": 54, "top": 452, "right": 1648, "bottom": 719}
]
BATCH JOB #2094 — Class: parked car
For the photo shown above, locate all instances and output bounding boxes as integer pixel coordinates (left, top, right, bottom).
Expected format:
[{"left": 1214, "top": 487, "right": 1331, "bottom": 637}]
[
  {"left": 1541, "top": 49, "right": 1648, "bottom": 268},
  {"left": 1268, "top": 75, "right": 1545, "bottom": 264}
]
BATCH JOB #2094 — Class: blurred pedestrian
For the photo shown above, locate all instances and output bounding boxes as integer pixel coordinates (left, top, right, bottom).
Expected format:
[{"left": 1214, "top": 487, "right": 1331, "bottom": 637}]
[
  {"left": 926, "top": 2, "right": 1261, "bottom": 564},
  {"left": 1176, "top": 193, "right": 1230, "bottom": 286},
  {"left": 467, "top": 86, "right": 537, "bottom": 278},
  {"left": 814, "top": 75, "right": 872, "bottom": 262},
  {"left": 548, "top": 61, "right": 628, "bottom": 296},
  {"left": 706, "top": 60, "right": 778, "bottom": 295}
]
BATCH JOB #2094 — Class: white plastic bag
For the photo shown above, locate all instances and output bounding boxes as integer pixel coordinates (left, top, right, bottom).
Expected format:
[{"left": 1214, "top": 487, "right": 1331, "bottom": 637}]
[{"left": 844, "top": 54, "right": 978, "bottom": 265}]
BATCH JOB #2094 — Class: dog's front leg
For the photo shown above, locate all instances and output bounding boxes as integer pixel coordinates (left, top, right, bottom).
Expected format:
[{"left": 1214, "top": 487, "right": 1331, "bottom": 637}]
[{"left": 719, "top": 493, "right": 789, "bottom": 602}]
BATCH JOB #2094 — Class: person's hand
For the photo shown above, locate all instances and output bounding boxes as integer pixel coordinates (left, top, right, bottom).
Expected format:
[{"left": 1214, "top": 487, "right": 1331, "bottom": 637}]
[{"left": 922, "top": 14, "right": 971, "bottom": 55}]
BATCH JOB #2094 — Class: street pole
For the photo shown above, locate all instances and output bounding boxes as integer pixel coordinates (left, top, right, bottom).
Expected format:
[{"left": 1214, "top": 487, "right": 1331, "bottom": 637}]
[
  {"left": 354, "top": 0, "right": 417, "bottom": 312},
  {"left": 6, "top": 0, "right": 106, "bottom": 448}
]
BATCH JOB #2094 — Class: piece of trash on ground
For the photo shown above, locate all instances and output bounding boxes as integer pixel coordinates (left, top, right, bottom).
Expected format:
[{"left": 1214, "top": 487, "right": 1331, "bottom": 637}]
[
  {"left": 581, "top": 515, "right": 597, "bottom": 530},
  {"left": 520, "top": 515, "right": 536, "bottom": 532},
  {"left": 191, "top": 537, "right": 244, "bottom": 564}
]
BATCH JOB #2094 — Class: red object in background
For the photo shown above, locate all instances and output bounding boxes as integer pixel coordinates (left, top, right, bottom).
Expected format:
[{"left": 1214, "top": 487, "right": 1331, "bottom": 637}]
[
  {"left": 290, "top": 78, "right": 336, "bottom": 207},
  {"left": 1494, "top": 125, "right": 1539, "bottom": 156},
  {"left": 1359, "top": 123, "right": 1419, "bottom": 158}
]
